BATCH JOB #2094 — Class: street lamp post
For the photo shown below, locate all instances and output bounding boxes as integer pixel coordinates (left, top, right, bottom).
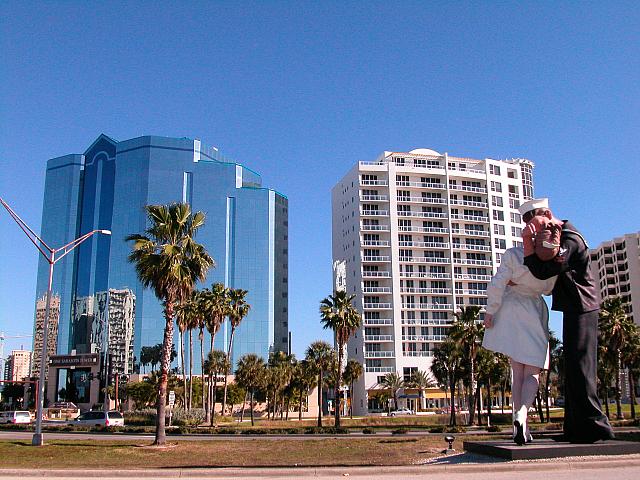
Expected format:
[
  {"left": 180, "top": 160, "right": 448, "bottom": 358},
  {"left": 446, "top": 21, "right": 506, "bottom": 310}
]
[{"left": 1, "top": 197, "right": 111, "bottom": 446}]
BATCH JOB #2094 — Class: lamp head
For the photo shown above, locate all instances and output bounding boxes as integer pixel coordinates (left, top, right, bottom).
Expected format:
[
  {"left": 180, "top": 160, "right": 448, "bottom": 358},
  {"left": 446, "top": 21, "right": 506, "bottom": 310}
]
[{"left": 99, "top": 230, "right": 112, "bottom": 235}]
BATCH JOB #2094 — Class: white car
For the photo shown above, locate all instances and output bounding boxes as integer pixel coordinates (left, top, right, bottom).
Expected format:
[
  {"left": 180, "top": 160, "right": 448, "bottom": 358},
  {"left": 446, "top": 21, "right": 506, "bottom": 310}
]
[
  {"left": 389, "top": 408, "right": 414, "bottom": 417},
  {"left": 0, "top": 411, "right": 32, "bottom": 424},
  {"left": 67, "top": 410, "right": 124, "bottom": 427}
]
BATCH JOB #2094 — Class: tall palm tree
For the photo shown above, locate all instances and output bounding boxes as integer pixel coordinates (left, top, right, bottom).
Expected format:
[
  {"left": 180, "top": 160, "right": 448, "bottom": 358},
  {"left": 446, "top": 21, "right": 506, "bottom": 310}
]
[
  {"left": 599, "top": 297, "right": 636, "bottom": 419},
  {"left": 200, "top": 282, "right": 229, "bottom": 423},
  {"left": 127, "top": 203, "right": 214, "bottom": 445},
  {"left": 174, "top": 302, "right": 191, "bottom": 408},
  {"left": 203, "top": 349, "right": 229, "bottom": 425},
  {"left": 545, "top": 331, "right": 562, "bottom": 421},
  {"left": 176, "top": 293, "right": 200, "bottom": 410},
  {"left": 409, "top": 370, "right": 435, "bottom": 412},
  {"left": 342, "top": 359, "right": 364, "bottom": 418},
  {"left": 622, "top": 328, "right": 640, "bottom": 420},
  {"left": 449, "top": 305, "right": 483, "bottom": 425},
  {"left": 319, "top": 290, "right": 362, "bottom": 427},
  {"left": 305, "top": 340, "right": 336, "bottom": 427},
  {"left": 431, "top": 338, "right": 464, "bottom": 426},
  {"left": 235, "top": 353, "right": 266, "bottom": 426},
  {"left": 266, "top": 351, "right": 296, "bottom": 419},
  {"left": 379, "top": 372, "right": 404, "bottom": 411},
  {"left": 222, "top": 288, "right": 251, "bottom": 416},
  {"left": 291, "top": 359, "right": 317, "bottom": 421}
]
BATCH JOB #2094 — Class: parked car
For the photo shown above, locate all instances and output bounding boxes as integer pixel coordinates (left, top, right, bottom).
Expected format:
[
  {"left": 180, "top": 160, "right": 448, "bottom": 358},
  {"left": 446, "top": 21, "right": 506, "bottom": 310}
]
[
  {"left": 67, "top": 410, "right": 124, "bottom": 427},
  {"left": 389, "top": 408, "right": 414, "bottom": 417},
  {"left": 0, "top": 411, "right": 32, "bottom": 424}
]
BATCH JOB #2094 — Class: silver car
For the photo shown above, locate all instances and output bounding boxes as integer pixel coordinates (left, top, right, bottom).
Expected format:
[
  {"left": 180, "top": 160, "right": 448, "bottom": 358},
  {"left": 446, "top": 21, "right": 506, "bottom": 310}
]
[{"left": 68, "top": 410, "right": 124, "bottom": 427}]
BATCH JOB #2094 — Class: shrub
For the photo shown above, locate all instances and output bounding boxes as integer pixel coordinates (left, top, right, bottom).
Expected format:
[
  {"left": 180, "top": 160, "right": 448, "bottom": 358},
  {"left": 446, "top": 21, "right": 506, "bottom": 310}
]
[
  {"left": 487, "top": 425, "right": 502, "bottom": 432},
  {"left": 172, "top": 408, "right": 206, "bottom": 427},
  {"left": 242, "top": 428, "right": 267, "bottom": 435},
  {"left": 362, "top": 427, "right": 375, "bottom": 434},
  {"left": 428, "top": 426, "right": 445, "bottom": 433},
  {"left": 392, "top": 427, "right": 409, "bottom": 435},
  {"left": 216, "top": 428, "right": 239, "bottom": 435},
  {"left": 304, "top": 426, "right": 349, "bottom": 435},
  {"left": 444, "top": 426, "right": 466, "bottom": 433}
]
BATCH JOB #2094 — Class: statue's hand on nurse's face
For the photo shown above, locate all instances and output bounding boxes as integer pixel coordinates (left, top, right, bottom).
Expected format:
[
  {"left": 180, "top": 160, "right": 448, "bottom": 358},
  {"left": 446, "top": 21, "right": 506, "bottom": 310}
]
[{"left": 484, "top": 313, "right": 493, "bottom": 329}]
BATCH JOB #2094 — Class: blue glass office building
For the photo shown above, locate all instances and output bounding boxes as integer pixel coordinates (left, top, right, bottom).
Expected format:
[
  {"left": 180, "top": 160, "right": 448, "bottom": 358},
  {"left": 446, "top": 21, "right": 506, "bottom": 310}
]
[{"left": 34, "top": 134, "right": 288, "bottom": 402}]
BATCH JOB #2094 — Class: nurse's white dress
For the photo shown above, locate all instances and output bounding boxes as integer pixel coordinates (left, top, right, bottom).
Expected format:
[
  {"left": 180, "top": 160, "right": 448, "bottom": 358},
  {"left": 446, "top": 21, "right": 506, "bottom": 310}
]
[{"left": 482, "top": 247, "right": 557, "bottom": 369}]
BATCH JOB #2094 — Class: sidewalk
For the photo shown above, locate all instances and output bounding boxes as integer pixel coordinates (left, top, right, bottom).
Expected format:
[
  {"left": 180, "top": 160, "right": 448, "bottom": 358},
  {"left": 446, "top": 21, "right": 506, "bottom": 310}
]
[{"left": 2, "top": 454, "right": 640, "bottom": 480}]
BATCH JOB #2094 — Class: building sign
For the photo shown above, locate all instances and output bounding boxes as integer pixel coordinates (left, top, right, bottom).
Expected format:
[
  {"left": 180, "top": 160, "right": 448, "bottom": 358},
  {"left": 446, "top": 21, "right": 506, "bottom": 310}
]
[{"left": 49, "top": 354, "right": 99, "bottom": 368}]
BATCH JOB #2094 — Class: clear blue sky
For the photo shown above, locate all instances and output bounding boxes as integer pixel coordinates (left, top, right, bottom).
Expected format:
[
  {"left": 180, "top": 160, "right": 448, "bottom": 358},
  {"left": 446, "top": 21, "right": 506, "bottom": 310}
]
[{"left": 1, "top": 1, "right": 639, "bottom": 359}]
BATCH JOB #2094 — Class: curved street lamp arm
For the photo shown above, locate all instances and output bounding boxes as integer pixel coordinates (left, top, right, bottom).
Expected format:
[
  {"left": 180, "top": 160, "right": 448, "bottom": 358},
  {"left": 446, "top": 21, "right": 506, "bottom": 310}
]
[
  {"left": 0, "top": 197, "right": 52, "bottom": 257},
  {"left": 54, "top": 229, "right": 112, "bottom": 263}
]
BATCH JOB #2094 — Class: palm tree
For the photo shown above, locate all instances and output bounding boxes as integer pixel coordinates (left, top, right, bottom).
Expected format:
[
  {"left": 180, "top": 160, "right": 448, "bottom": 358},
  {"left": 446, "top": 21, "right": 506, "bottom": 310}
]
[
  {"left": 409, "top": 370, "right": 435, "bottom": 412},
  {"left": 291, "top": 359, "right": 317, "bottom": 421},
  {"left": 235, "top": 353, "right": 266, "bottom": 426},
  {"left": 305, "top": 340, "right": 336, "bottom": 427},
  {"left": 319, "top": 290, "right": 362, "bottom": 427},
  {"left": 545, "top": 331, "right": 562, "bottom": 421},
  {"left": 127, "top": 203, "right": 214, "bottom": 445},
  {"left": 449, "top": 305, "right": 483, "bottom": 425},
  {"left": 203, "top": 349, "right": 229, "bottom": 425},
  {"left": 200, "top": 282, "right": 229, "bottom": 423},
  {"left": 431, "top": 338, "right": 464, "bottom": 426},
  {"left": 379, "top": 372, "right": 404, "bottom": 411},
  {"left": 342, "top": 359, "right": 364, "bottom": 418},
  {"left": 176, "top": 293, "right": 200, "bottom": 410},
  {"left": 599, "top": 297, "right": 636, "bottom": 419},
  {"left": 222, "top": 288, "right": 251, "bottom": 416},
  {"left": 622, "top": 329, "right": 640, "bottom": 419},
  {"left": 267, "top": 351, "right": 296, "bottom": 419},
  {"left": 174, "top": 302, "right": 191, "bottom": 408}
]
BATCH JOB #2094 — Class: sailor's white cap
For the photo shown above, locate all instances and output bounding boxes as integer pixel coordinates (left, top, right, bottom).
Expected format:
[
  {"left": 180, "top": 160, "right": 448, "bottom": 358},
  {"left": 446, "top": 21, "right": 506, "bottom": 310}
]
[{"left": 518, "top": 198, "right": 549, "bottom": 216}]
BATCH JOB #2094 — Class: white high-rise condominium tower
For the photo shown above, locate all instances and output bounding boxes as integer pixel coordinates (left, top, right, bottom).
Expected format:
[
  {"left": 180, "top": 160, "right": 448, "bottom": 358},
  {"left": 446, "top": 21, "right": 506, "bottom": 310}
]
[{"left": 332, "top": 148, "right": 535, "bottom": 415}]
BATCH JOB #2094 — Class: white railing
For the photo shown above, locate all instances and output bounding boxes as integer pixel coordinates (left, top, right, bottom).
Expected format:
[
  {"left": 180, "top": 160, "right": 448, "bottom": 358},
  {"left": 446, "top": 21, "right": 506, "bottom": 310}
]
[
  {"left": 403, "top": 351, "right": 433, "bottom": 357},
  {"left": 399, "top": 257, "right": 450, "bottom": 264},
  {"left": 362, "top": 256, "right": 391, "bottom": 262},
  {"left": 450, "top": 214, "right": 489, "bottom": 223},
  {"left": 362, "top": 240, "right": 390, "bottom": 247},
  {"left": 402, "top": 319, "right": 451, "bottom": 326},
  {"left": 397, "top": 196, "right": 447, "bottom": 205},
  {"left": 402, "top": 303, "right": 453, "bottom": 310},
  {"left": 402, "top": 335, "right": 448, "bottom": 342},
  {"left": 449, "top": 184, "right": 487, "bottom": 193},
  {"left": 364, "top": 318, "right": 393, "bottom": 325},
  {"left": 454, "top": 274, "right": 492, "bottom": 281},
  {"left": 451, "top": 228, "right": 490, "bottom": 237},
  {"left": 363, "top": 287, "right": 392, "bottom": 293},
  {"left": 451, "top": 244, "right": 491, "bottom": 252},
  {"left": 398, "top": 241, "right": 449, "bottom": 249},
  {"left": 400, "top": 272, "right": 451, "bottom": 279},
  {"left": 454, "top": 289, "right": 487, "bottom": 296},
  {"left": 364, "top": 351, "right": 395, "bottom": 358},
  {"left": 449, "top": 199, "right": 488, "bottom": 208},
  {"left": 401, "top": 287, "right": 452, "bottom": 294},
  {"left": 447, "top": 164, "right": 485, "bottom": 175},
  {"left": 360, "top": 195, "right": 388, "bottom": 201},
  {"left": 363, "top": 302, "right": 392, "bottom": 309},
  {"left": 361, "top": 210, "right": 389, "bottom": 216},
  {"left": 362, "top": 270, "right": 391, "bottom": 277},
  {"left": 366, "top": 366, "right": 395, "bottom": 373},
  {"left": 397, "top": 211, "right": 448, "bottom": 219},
  {"left": 398, "top": 226, "right": 449, "bottom": 234},
  {"left": 453, "top": 259, "right": 492, "bottom": 266},
  {"left": 365, "top": 335, "right": 393, "bottom": 342},
  {"left": 360, "top": 179, "right": 388, "bottom": 186},
  {"left": 396, "top": 181, "right": 447, "bottom": 189},
  {"left": 361, "top": 224, "right": 390, "bottom": 231}
]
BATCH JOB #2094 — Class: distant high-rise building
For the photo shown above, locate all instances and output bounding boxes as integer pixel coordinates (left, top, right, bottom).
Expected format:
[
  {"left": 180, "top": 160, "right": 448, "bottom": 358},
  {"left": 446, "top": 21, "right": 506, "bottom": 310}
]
[
  {"left": 34, "top": 134, "right": 288, "bottom": 404},
  {"left": 4, "top": 350, "right": 32, "bottom": 382},
  {"left": 332, "top": 148, "right": 535, "bottom": 415},
  {"left": 590, "top": 232, "right": 640, "bottom": 324},
  {"left": 31, "top": 294, "right": 60, "bottom": 380}
]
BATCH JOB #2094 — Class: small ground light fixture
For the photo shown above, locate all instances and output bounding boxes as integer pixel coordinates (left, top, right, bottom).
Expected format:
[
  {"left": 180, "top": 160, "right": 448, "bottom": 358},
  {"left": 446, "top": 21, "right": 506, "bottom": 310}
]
[{"left": 443, "top": 435, "right": 455, "bottom": 453}]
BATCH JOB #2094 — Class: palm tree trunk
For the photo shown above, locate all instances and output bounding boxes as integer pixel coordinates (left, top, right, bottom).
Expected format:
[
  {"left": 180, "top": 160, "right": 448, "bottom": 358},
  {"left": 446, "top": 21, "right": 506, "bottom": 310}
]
[
  {"left": 317, "top": 371, "right": 323, "bottom": 427},
  {"left": 615, "top": 353, "right": 623, "bottom": 419},
  {"left": 250, "top": 388, "right": 255, "bottom": 426},
  {"left": 350, "top": 381, "right": 354, "bottom": 419},
  {"left": 211, "top": 375, "right": 218, "bottom": 425},
  {"left": 180, "top": 330, "right": 187, "bottom": 412},
  {"left": 240, "top": 390, "right": 247, "bottom": 423},
  {"left": 468, "top": 358, "right": 476, "bottom": 426},
  {"left": 299, "top": 388, "right": 304, "bottom": 421},
  {"left": 536, "top": 389, "right": 544, "bottom": 422},
  {"left": 200, "top": 328, "right": 205, "bottom": 411},
  {"left": 222, "top": 326, "right": 236, "bottom": 418},
  {"left": 487, "top": 380, "right": 492, "bottom": 424},
  {"left": 545, "top": 370, "right": 551, "bottom": 422},
  {"left": 188, "top": 329, "right": 193, "bottom": 410},
  {"left": 205, "top": 374, "right": 211, "bottom": 425},
  {"left": 449, "top": 374, "right": 456, "bottom": 427},
  {"left": 154, "top": 306, "right": 175, "bottom": 446},
  {"left": 335, "top": 343, "right": 343, "bottom": 427},
  {"left": 604, "top": 386, "right": 610, "bottom": 418},
  {"left": 629, "top": 370, "right": 637, "bottom": 420}
]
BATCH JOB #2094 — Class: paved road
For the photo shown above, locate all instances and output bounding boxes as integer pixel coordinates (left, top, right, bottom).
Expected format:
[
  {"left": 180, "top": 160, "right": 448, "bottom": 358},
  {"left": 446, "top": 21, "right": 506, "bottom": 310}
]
[{"left": 1, "top": 456, "right": 640, "bottom": 480}]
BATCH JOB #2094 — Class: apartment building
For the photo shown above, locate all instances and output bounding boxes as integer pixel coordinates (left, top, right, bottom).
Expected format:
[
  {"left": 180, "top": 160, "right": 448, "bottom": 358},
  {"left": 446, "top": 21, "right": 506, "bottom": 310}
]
[
  {"left": 332, "top": 148, "right": 535, "bottom": 415},
  {"left": 590, "top": 232, "right": 640, "bottom": 325},
  {"left": 4, "top": 350, "right": 32, "bottom": 382}
]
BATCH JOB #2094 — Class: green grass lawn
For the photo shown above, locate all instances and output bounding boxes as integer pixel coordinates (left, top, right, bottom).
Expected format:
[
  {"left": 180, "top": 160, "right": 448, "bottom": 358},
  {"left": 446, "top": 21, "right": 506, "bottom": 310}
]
[{"left": 0, "top": 436, "right": 474, "bottom": 469}]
